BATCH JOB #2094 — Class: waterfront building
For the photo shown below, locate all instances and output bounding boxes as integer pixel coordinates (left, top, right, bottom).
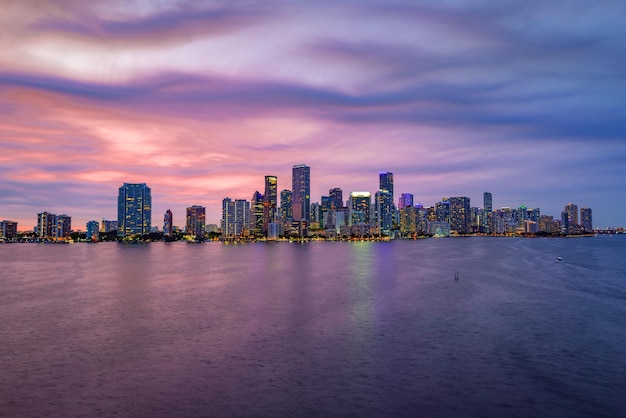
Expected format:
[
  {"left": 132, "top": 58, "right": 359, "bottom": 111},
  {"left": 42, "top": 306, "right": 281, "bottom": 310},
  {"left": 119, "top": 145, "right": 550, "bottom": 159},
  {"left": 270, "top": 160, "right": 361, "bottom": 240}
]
[
  {"left": 379, "top": 171, "right": 394, "bottom": 205},
  {"left": 329, "top": 188, "right": 343, "bottom": 209},
  {"left": 564, "top": 203, "right": 579, "bottom": 227},
  {"left": 250, "top": 191, "right": 264, "bottom": 237},
  {"left": 280, "top": 189, "right": 292, "bottom": 224},
  {"left": 101, "top": 219, "right": 118, "bottom": 233},
  {"left": 86, "top": 220, "right": 99, "bottom": 241},
  {"left": 449, "top": 197, "right": 470, "bottom": 234},
  {"left": 483, "top": 192, "right": 493, "bottom": 212},
  {"left": 36, "top": 212, "right": 72, "bottom": 240},
  {"left": 37, "top": 212, "right": 72, "bottom": 240},
  {"left": 0, "top": 220, "right": 18, "bottom": 239},
  {"left": 561, "top": 210, "right": 570, "bottom": 235},
  {"left": 222, "top": 198, "right": 250, "bottom": 238},
  {"left": 117, "top": 183, "right": 151, "bottom": 237},
  {"left": 374, "top": 190, "right": 393, "bottom": 233},
  {"left": 292, "top": 164, "right": 311, "bottom": 224},
  {"left": 399, "top": 193, "right": 413, "bottom": 210},
  {"left": 581, "top": 207, "right": 593, "bottom": 232},
  {"left": 310, "top": 202, "right": 321, "bottom": 225},
  {"left": 428, "top": 221, "right": 450, "bottom": 237},
  {"left": 163, "top": 209, "right": 173, "bottom": 237},
  {"left": 399, "top": 205, "right": 416, "bottom": 235},
  {"left": 538, "top": 215, "right": 557, "bottom": 234},
  {"left": 435, "top": 200, "right": 450, "bottom": 223},
  {"left": 263, "top": 176, "right": 278, "bottom": 236},
  {"left": 186, "top": 205, "right": 206, "bottom": 237},
  {"left": 350, "top": 192, "right": 371, "bottom": 225}
]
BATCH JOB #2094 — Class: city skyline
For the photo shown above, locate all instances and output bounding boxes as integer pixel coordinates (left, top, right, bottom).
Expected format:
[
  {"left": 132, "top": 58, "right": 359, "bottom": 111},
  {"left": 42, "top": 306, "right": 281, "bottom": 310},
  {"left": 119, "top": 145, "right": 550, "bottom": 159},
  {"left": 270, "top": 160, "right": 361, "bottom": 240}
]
[
  {"left": 1, "top": 1, "right": 625, "bottom": 229},
  {"left": 3, "top": 171, "right": 598, "bottom": 236}
]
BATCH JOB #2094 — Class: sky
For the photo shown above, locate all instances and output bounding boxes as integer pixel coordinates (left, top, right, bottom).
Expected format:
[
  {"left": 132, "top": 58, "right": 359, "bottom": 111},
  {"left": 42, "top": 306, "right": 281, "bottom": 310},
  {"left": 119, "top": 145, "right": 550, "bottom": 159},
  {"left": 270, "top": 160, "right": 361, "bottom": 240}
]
[{"left": 1, "top": 0, "right": 625, "bottom": 230}]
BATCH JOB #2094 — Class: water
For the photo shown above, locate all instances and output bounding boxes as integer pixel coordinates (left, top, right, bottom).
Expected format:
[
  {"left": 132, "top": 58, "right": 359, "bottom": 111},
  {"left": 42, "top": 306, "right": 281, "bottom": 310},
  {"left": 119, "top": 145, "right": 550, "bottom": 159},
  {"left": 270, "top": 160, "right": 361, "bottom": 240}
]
[{"left": 1, "top": 237, "right": 625, "bottom": 417}]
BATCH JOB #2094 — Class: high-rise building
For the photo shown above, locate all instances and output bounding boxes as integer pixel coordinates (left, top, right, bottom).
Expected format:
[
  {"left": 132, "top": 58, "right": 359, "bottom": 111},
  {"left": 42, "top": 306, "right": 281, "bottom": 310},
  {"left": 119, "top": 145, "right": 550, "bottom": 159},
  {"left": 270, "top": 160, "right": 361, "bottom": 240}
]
[
  {"left": 379, "top": 171, "right": 394, "bottom": 204},
  {"left": 101, "top": 218, "right": 118, "bottom": 233},
  {"left": 222, "top": 198, "right": 250, "bottom": 238},
  {"left": 435, "top": 200, "right": 450, "bottom": 223},
  {"left": 186, "top": 205, "right": 206, "bottom": 237},
  {"left": 86, "top": 220, "right": 99, "bottom": 241},
  {"left": 580, "top": 207, "right": 593, "bottom": 232},
  {"left": 449, "top": 197, "right": 470, "bottom": 234},
  {"left": 329, "top": 188, "right": 343, "bottom": 209},
  {"left": 564, "top": 203, "right": 579, "bottom": 226},
  {"left": 250, "top": 191, "right": 264, "bottom": 236},
  {"left": 163, "top": 209, "right": 173, "bottom": 237},
  {"left": 292, "top": 164, "right": 310, "bottom": 222},
  {"left": 280, "top": 189, "right": 292, "bottom": 223},
  {"left": 399, "top": 193, "right": 413, "bottom": 210},
  {"left": 350, "top": 192, "right": 371, "bottom": 225},
  {"left": 561, "top": 210, "right": 570, "bottom": 235},
  {"left": 374, "top": 190, "right": 393, "bottom": 232},
  {"left": 483, "top": 192, "right": 493, "bottom": 212},
  {"left": 36, "top": 212, "right": 71, "bottom": 240},
  {"left": 0, "top": 220, "right": 18, "bottom": 239},
  {"left": 117, "top": 183, "right": 151, "bottom": 236},
  {"left": 263, "top": 176, "right": 278, "bottom": 235}
]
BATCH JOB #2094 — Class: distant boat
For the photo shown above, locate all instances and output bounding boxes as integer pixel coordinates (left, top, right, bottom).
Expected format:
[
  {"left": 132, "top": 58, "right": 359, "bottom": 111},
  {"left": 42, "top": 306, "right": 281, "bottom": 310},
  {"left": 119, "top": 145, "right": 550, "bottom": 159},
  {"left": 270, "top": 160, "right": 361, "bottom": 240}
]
[
  {"left": 556, "top": 257, "right": 562, "bottom": 263},
  {"left": 454, "top": 272, "right": 459, "bottom": 281}
]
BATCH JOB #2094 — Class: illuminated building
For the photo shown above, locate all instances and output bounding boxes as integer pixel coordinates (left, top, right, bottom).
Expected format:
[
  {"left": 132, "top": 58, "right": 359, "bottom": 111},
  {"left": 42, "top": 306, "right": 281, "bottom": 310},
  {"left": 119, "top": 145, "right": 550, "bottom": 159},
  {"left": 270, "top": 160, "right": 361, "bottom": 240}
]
[
  {"left": 86, "top": 220, "right": 99, "bottom": 241},
  {"left": 350, "top": 192, "right": 371, "bottom": 225},
  {"left": 483, "top": 192, "right": 492, "bottom": 212},
  {"left": 263, "top": 176, "right": 278, "bottom": 236},
  {"left": 399, "top": 193, "right": 413, "bottom": 210},
  {"left": 329, "top": 188, "right": 343, "bottom": 209},
  {"left": 435, "top": 200, "right": 450, "bottom": 223},
  {"left": 186, "top": 205, "right": 206, "bottom": 237},
  {"left": 0, "top": 220, "right": 18, "bottom": 239},
  {"left": 581, "top": 207, "right": 593, "bottom": 232},
  {"left": 36, "top": 212, "right": 71, "bottom": 239},
  {"left": 449, "top": 197, "right": 470, "bottom": 234},
  {"left": 374, "top": 190, "right": 392, "bottom": 232},
  {"left": 565, "top": 203, "right": 579, "bottom": 226},
  {"left": 163, "top": 210, "right": 173, "bottom": 237},
  {"left": 117, "top": 183, "right": 151, "bottom": 236},
  {"left": 379, "top": 171, "right": 394, "bottom": 205},
  {"left": 222, "top": 198, "right": 250, "bottom": 238},
  {"left": 280, "top": 189, "right": 292, "bottom": 223},
  {"left": 292, "top": 164, "right": 310, "bottom": 222},
  {"left": 250, "top": 191, "right": 264, "bottom": 236}
]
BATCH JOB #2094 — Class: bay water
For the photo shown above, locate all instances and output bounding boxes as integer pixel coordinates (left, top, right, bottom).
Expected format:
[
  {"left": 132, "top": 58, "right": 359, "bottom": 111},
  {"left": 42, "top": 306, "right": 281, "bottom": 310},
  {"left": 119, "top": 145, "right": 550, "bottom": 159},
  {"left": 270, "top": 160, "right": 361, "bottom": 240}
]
[{"left": 1, "top": 236, "right": 625, "bottom": 417}]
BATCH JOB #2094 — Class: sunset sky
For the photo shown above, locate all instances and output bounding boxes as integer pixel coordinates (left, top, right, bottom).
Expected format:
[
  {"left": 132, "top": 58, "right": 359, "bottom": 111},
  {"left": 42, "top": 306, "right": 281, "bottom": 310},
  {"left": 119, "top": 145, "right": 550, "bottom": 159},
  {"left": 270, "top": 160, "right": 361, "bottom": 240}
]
[{"left": 1, "top": 0, "right": 625, "bottom": 230}]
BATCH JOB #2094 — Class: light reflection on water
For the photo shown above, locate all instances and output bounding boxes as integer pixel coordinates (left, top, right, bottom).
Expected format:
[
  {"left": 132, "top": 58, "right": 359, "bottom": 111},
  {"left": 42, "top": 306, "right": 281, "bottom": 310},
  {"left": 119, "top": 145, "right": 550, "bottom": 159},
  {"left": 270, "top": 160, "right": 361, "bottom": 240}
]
[{"left": 1, "top": 237, "right": 626, "bottom": 417}]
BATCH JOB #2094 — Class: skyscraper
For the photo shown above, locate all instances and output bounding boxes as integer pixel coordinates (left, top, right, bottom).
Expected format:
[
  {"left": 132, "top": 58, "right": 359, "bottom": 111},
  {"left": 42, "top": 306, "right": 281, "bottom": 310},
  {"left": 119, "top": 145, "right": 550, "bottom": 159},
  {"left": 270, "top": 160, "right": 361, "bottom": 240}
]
[
  {"left": 564, "top": 203, "right": 579, "bottom": 226},
  {"left": 483, "top": 192, "right": 492, "bottom": 212},
  {"left": 249, "top": 191, "right": 264, "bottom": 236},
  {"left": 280, "top": 189, "right": 292, "bottom": 223},
  {"left": 263, "top": 175, "right": 278, "bottom": 235},
  {"left": 86, "top": 220, "right": 99, "bottom": 241},
  {"left": 375, "top": 190, "right": 393, "bottom": 232},
  {"left": 399, "top": 193, "right": 413, "bottom": 210},
  {"left": 186, "top": 205, "right": 206, "bottom": 237},
  {"left": 379, "top": 171, "right": 394, "bottom": 204},
  {"left": 449, "top": 197, "right": 470, "bottom": 234},
  {"left": 329, "top": 188, "right": 343, "bottom": 209},
  {"left": 350, "top": 192, "right": 371, "bottom": 225},
  {"left": 117, "top": 183, "right": 151, "bottom": 236},
  {"left": 163, "top": 209, "right": 173, "bottom": 237},
  {"left": 580, "top": 207, "right": 593, "bottom": 232},
  {"left": 292, "top": 164, "right": 310, "bottom": 223}
]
